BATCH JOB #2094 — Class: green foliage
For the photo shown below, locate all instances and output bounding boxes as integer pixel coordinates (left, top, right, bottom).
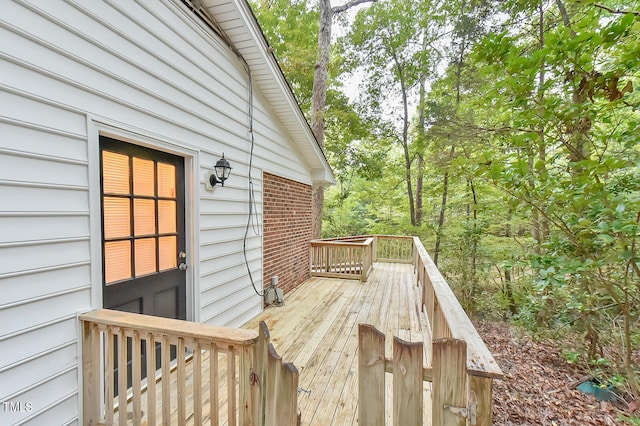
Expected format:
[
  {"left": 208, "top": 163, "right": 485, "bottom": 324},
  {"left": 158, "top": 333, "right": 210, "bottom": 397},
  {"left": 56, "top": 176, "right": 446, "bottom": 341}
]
[{"left": 255, "top": 0, "right": 640, "bottom": 399}]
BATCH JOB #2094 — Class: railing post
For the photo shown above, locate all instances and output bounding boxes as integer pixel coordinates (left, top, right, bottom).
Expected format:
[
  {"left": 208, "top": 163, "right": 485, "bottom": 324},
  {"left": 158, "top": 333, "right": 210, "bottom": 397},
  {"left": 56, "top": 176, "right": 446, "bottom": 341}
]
[
  {"left": 372, "top": 236, "right": 378, "bottom": 262},
  {"left": 240, "top": 343, "right": 255, "bottom": 425},
  {"left": 358, "top": 324, "right": 385, "bottom": 426},
  {"left": 471, "top": 375, "right": 493, "bottom": 426},
  {"left": 432, "top": 338, "right": 468, "bottom": 426},
  {"left": 82, "top": 321, "right": 100, "bottom": 426},
  {"left": 277, "top": 363, "right": 299, "bottom": 425},
  {"left": 265, "top": 344, "right": 281, "bottom": 426},
  {"left": 253, "top": 322, "right": 269, "bottom": 425}
]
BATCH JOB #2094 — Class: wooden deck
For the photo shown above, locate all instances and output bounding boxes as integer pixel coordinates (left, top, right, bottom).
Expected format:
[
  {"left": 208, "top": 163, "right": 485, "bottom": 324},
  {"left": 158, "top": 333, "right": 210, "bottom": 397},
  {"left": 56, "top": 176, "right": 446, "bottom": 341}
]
[
  {"left": 109, "top": 261, "right": 433, "bottom": 425},
  {"left": 244, "top": 261, "right": 433, "bottom": 425}
]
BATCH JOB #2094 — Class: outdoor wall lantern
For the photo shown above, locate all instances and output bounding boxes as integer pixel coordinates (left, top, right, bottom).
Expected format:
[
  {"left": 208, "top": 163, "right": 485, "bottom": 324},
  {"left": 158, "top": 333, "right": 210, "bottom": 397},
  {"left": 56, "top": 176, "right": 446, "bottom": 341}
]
[{"left": 206, "top": 154, "right": 232, "bottom": 189}]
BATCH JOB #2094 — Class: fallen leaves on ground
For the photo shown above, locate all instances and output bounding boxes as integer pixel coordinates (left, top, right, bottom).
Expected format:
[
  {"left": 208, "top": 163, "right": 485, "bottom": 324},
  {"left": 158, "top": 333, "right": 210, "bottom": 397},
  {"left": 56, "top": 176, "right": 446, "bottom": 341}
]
[{"left": 475, "top": 321, "right": 636, "bottom": 426}]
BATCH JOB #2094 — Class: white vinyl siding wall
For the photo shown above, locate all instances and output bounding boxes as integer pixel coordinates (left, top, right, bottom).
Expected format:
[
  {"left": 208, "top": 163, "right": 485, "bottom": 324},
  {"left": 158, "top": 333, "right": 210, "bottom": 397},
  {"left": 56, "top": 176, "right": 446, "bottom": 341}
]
[{"left": 0, "top": 0, "right": 314, "bottom": 423}]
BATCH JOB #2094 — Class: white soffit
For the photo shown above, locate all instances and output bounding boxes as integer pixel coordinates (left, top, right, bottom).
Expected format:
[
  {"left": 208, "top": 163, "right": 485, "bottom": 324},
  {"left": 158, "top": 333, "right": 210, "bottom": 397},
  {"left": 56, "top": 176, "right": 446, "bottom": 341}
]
[{"left": 200, "top": 0, "right": 335, "bottom": 185}]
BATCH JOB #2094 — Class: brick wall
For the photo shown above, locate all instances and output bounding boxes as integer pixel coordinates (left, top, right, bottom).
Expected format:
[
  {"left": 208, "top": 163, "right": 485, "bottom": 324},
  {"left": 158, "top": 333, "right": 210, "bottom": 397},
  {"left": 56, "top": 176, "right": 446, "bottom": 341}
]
[{"left": 263, "top": 173, "right": 312, "bottom": 296}]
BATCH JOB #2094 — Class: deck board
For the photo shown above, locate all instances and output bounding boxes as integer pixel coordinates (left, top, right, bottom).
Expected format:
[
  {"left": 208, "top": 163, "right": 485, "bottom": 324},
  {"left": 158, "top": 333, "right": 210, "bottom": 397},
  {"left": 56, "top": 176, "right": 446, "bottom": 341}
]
[
  {"left": 245, "top": 262, "right": 432, "bottom": 425},
  {"left": 115, "top": 262, "right": 432, "bottom": 425}
]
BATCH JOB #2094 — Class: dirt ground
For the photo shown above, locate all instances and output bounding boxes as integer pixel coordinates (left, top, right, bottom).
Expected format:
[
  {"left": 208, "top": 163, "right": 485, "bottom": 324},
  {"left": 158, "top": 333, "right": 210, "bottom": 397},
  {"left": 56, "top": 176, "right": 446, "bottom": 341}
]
[{"left": 475, "top": 321, "right": 639, "bottom": 425}]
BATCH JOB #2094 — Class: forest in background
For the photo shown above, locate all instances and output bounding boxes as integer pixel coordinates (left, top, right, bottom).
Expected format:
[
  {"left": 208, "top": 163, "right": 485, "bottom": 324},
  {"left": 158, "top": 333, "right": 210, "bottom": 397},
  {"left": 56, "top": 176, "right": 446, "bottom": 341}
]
[{"left": 250, "top": 0, "right": 640, "bottom": 413}]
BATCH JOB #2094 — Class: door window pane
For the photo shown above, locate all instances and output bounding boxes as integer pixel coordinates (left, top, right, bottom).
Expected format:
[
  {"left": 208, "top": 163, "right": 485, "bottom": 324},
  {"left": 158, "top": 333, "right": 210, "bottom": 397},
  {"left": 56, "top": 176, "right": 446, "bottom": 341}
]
[
  {"left": 158, "top": 163, "right": 176, "bottom": 198},
  {"left": 158, "top": 200, "right": 176, "bottom": 234},
  {"left": 105, "top": 241, "right": 131, "bottom": 284},
  {"left": 133, "top": 158, "right": 155, "bottom": 196},
  {"left": 159, "top": 236, "right": 177, "bottom": 271},
  {"left": 134, "top": 199, "right": 156, "bottom": 236},
  {"left": 103, "top": 197, "right": 131, "bottom": 239},
  {"left": 103, "top": 152, "right": 129, "bottom": 194},
  {"left": 135, "top": 238, "right": 156, "bottom": 276}
]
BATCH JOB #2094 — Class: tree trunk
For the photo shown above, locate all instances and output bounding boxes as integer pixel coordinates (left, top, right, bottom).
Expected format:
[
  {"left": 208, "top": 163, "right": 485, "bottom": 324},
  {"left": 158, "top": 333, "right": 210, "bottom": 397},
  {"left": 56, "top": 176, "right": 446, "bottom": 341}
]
[
  {"left": 310, "top": 0, "right": 377, "bottom": 239},
  {"left": 434, "top": 146, "right": 455, "bottom": 266},
  {"left": 397, "top": 59, "right": 416, "bottom": 226},
  {"left": 469, "top": 178, "right": 478, "bottom": 302},
  {"left": 310, "top": 0, "right": 332, "bottom": 239},
  {"left": 504, "top": 209, "right": 517, "bottom": 315},
  {"left": 415, "top": 67, "right": 428, "bottom": 227}
]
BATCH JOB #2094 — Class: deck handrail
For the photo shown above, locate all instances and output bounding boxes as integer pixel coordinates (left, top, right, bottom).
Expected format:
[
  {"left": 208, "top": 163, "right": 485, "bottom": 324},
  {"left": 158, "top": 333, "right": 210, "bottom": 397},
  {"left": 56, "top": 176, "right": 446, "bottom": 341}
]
[
  {"left": 411, "top": 236, "right": 503, "bottom": 379},
  {"left": 311, "top": 234, "right": 502, "bottom": 379},
  {"left": 80, "top": 309, "right": 298, "bottom": 426},
  {"left": 322, "top": 235, "right": 503, "bottom": 425},
  {"left": 309, "top": 237, "right": 374, "bottom": 281}
]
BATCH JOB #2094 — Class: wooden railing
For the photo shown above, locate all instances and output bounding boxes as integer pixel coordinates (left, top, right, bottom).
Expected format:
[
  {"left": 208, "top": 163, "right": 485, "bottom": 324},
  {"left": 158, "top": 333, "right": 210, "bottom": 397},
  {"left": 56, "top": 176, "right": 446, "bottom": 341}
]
[
  {"left": 411, "top": 236, "right": 503, "bottom": 425},
  {"left": 309, "top": 236, "right": 374, "bottom": 281},
  {"left": 345, "top": 235, "right": 502, "bottom": 425},
  {"left": 80, "top": 309, "right": 298, "bottom": 425},
  {"left": 374, "top": 235, "right": 414, "bottom": 263}
]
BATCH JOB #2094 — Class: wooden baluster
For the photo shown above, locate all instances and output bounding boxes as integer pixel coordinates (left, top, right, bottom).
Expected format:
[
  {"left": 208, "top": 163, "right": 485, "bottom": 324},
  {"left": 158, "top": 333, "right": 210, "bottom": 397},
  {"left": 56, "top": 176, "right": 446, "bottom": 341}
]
[
  {"left": 210, "top": 343, "right": 219, "bottom": 426},
  {"left": 161, "top": 335, "right": 171, "bottom": 424},
  {"left": 147, "top": 333, "right": 157, "bottom": 426},
  {"left": 227, "top": 347, "right": 237, "bottom": 426},
  {"left": 358, "top": 324, "right": 385, "bottom": 426},
  {"left": 193, "top": 341, "right": 203, "bottom": 425},
  {"left": 393, "top": 336, "right": 423, "bottom": 426},
  {"left": 132, "top": 331, "right": 142, "bottom": 425},
  {"left": 105, "top": 327, "right": 115, "bottom": 425},
  {"left": 117, "top": 328, "right": 127, "bottom": 426},
  {"left": 265, "top": 344, "right": 282, "bottom": 426},
  {"left": 277, "top": 363, "right": 299, "bottom": 424},
  {"left": 177, "top": 338, "right": 186, "bottom": 422}
]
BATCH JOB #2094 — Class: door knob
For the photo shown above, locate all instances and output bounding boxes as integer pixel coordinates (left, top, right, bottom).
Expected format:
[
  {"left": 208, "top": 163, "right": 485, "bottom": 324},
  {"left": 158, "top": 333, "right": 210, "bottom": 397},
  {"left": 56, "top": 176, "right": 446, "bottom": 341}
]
[{"left": 179, "top": 263, "right": 188, "bottom": 271}]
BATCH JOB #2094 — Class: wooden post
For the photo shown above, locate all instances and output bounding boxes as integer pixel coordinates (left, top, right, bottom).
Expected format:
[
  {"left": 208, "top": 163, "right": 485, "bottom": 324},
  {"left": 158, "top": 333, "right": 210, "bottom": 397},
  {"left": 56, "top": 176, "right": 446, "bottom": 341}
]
[
  {"left": 358, "top": 324, "right": 385, "bottom": 426},
  {"left": 82, "top": 321, "right": 100, "bottom": 426},
  {"left": 432, "top": 338, "right": 468, "bottom": 426},
  {"left": 393, "top": 336, "right": 423, "bottom": 426},
  {"left": 471, "top": 375, "right": 493, "bottom": 426},
  {"left": 277, "top": 363, "right": 299, "bottom": 424},
  {"left": 265, "top": 344, "right": 282, "bottom": 426},
  {"left": 239, "top": 343, "right": 255, "bottom": 425},
  {"left": 253, "top": 322, "right": 270, "bottom": 424}
]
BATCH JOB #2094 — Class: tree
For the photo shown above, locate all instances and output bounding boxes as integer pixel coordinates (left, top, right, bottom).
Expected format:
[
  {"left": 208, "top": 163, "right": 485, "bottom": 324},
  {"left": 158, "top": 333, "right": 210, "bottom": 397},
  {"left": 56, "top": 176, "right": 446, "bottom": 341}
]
[
  {"left": 469, "top": 0, "right": 640, "bottom": 394},
  {"left": 345, "top": 0, "right": 438, "bottom": 227},
  {"left": 311, "top": 0, "right": 378, "bottom": 239}
]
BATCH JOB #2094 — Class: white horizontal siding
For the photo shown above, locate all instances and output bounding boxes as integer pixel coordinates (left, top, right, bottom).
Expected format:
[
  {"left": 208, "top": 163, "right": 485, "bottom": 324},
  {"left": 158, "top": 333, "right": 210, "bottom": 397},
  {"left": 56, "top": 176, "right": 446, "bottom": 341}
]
[
  {"left": 1, "top": 0, "right": 319, "bottom": 422},
  {"left": 0, "top": 263, "right": 91, "bottom": 308},
  {"left": 0, "top": 215, "right": 90, "bottom": 245},
  {"left": 0, "top": 120, "right": 88, "bottom": 162},
  {"left": 0, "top": 316, "right": 77, "bottom": 370},
  {"left": 0, "top": 342, "right": 78, "bottom": 404},
  {"left": 0, "top": 367, "right": 78, "bottom": 425},
  {"left": 0, "top": 289, "right": 90, "bottom": 337}
]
